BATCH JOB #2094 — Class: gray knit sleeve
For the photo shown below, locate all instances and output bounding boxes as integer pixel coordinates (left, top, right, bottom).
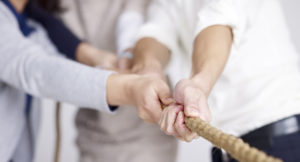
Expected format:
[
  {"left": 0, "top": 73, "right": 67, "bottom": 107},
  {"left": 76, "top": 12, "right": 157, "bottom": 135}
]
[{"left": 0, "top": 4, "right": 115, "bottom": 113}]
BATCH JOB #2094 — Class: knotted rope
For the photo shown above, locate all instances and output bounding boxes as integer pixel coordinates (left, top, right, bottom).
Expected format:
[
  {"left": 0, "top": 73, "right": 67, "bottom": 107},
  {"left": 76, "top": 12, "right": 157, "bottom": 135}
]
[{"left": 184, "top": 117, "right": 282, "bottom": 162}]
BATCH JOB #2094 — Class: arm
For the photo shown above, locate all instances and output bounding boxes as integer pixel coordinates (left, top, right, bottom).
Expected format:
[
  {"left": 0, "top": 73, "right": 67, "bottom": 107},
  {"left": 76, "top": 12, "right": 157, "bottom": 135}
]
[
  {"left": 159, "top": 26, "right": 233, "bottom": 142},
  {"left": 107, "top": 73, "right": 173, "bottom": 123},
  {"left": 132, "top": 37, "right": 170, "bottom": 76},
  {"left": 132, "top": 0, "right": 177, "bottom": 76},
  {"left": 26, "top": 2, "right": 81, "bottom": 60},
  {"left": 116, "top": 0, "right": 150, "bottom": 55},
  {"left": 116, "top": 0, "right": 151, "bottom": 69},
  {"left": 0, "top": 9, "right": 171, "bottom": 121},
  {"left": 190, "top": 25, "right": 233, "bottom": 95},
  {"left": 160, "top": 0, "right": 252, "bottom": 141},
  {"left": 26, "top": 2, "right": 117, "bottom": 68},
  {"left": 175, "top": 0, "right": 248, "bottom": 119}
]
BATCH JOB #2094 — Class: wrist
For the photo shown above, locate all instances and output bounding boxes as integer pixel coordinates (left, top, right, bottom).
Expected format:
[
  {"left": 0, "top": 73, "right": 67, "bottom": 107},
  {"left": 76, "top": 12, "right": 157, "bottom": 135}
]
[
  {"left": 76, "top": 43, "right": 94, "bottom": 66},
  {"left": 106, "top": 74, "right": 139, "bottom": 106},
  {"left": 132, "top": 57, "right": 164, "bottom": 74},
  {"left": 190, "top": 73, "right": 212, "bottom": 96}
]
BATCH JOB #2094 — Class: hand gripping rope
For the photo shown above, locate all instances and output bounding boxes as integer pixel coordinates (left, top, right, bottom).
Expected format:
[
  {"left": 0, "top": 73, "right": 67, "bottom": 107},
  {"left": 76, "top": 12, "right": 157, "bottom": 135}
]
[
  {"left": 162, "top": 104, "right": 282, "bottom": 162},
  {"left": 53, "top": 102, "right": 283, "bottom": 162}
]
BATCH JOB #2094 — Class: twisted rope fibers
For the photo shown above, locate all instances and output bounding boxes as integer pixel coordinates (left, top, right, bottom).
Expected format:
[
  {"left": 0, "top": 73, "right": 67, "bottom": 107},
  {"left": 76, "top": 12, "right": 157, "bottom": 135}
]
[{"left": 184, "top": 117, "right": 282, "bottom": 162}]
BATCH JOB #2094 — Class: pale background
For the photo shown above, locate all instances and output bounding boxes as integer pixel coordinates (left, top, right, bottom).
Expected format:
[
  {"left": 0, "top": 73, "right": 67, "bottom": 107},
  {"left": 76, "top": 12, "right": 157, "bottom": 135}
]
[{"left": 34, "top": 1, "right": 300, "bottom": 162}]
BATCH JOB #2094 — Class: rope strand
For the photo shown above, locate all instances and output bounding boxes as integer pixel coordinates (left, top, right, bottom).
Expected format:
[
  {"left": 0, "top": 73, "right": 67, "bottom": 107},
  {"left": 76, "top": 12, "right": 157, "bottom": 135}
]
[{"left": 185, "top": 117, "right": 282, "bottom": 162}]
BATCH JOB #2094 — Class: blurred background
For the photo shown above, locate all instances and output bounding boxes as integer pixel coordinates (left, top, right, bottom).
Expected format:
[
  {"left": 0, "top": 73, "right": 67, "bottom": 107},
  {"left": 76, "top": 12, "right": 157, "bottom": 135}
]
[{"left": 34, "top": 1, "right": 300, "bottom": 162}]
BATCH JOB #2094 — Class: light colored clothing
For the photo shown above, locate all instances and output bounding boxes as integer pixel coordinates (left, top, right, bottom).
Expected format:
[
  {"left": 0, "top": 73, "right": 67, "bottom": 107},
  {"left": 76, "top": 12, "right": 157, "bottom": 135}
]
[
  {"left": 60, "top": 0, "right": 178, "bottom": 162},
  {"left": 116, "top": 10, "right": 144, "bottom": 56},
  {"left": 137, "top": 0, "right": 300, "bottom": 136},
  {"left": 0, "top": 2, "right": 114, "bottom": 161}
]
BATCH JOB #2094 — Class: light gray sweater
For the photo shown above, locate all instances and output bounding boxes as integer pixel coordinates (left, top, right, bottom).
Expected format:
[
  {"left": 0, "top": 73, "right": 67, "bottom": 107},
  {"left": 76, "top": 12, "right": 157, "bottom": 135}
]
[{"left": 0, "top": 2, "right": 114, "bottom": 162}]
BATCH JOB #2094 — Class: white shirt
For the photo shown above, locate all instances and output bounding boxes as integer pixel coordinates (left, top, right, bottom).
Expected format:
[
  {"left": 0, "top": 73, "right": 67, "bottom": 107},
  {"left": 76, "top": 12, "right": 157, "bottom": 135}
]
[{"left": 136, "top": 0, "right": 300, "bottom": 136}]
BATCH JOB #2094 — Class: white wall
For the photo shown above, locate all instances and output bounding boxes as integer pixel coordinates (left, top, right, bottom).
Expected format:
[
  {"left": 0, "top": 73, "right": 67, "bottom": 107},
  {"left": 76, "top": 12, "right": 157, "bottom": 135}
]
[{"left": 34, "top": 1, "right": 300, "bottom": 162}]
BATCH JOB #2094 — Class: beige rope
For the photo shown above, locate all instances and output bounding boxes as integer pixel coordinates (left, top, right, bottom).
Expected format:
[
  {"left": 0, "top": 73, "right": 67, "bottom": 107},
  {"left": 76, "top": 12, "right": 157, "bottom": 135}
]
[
  {"left": 184, "top": 117, "right": 282, "bottom": 162},
  {"left": 54, "top": 102, "right": 61, "bottom": 162}
]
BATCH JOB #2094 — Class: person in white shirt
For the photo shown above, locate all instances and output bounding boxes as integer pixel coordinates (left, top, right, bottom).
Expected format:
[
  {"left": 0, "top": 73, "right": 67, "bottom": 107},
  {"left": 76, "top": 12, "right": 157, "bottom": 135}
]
[{"left": 133, "top": 0, "right": 300, "bottom": 161}]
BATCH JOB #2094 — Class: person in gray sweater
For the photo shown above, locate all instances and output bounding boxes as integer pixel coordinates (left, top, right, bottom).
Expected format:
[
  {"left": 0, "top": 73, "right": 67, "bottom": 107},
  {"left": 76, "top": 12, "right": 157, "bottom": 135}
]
[{"left": 0, "top": 0, "right": 172, "bottom": 162}]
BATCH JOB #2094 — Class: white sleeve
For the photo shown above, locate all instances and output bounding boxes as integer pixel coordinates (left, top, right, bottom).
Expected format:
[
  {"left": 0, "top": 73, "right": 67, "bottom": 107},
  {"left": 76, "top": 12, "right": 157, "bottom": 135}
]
[
  {"left": 0, "top": 13, "right": 114, "bottom": 113},
  {"left": 135, "top": 0, "right": 178, "bottom": 52},
  {"left": 195, "top": 0, "right": 259, "bottom": 48},
  {"left": 116, "top": 11, "right": 144, "bottom": 56},
  {"left": 116, "top": 0, "right": 150, "bottom": 57}
]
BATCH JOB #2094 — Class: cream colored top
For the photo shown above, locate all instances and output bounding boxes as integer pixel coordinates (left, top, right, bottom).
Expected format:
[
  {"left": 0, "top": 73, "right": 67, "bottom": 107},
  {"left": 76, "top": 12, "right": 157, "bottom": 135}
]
[{"left": 60, "top": 0, "right": 150, "bottom": 52}]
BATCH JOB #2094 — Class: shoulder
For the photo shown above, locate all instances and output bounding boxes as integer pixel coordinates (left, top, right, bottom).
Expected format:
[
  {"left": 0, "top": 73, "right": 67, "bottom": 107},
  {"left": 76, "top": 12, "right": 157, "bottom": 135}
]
[{"left": 0, "top": 2, "right": 18, "bottom": 28}]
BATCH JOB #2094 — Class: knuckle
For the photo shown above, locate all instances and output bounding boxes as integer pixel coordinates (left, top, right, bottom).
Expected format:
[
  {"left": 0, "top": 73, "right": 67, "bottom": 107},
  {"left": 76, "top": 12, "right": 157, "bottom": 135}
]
[
  {"left": 141, "top": 97, "right": 152, "bottom": 110},
  {"left": 138, "top": 111, "right": 148, "bottom": 120},
  {"left": 165, "top": 127, "right": 174, "bottom": 136},
  {"left": 160, "top": 125, "right": 166, "bottom": 131},
  {"left": 175, "top": 120, "right": 181, "bottom": 128},
  {"left": 184, "top": 136, "right": 193, "bottom": 142}
]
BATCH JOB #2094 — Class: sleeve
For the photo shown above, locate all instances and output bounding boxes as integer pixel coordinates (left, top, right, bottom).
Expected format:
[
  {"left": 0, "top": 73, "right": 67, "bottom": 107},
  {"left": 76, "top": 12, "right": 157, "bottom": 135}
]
[
  {"left": 123, "top": 0, "right": 151, "bottom": 14},
  {"left": 25, "top": 2, "right": 81, "bottom": 60},
  {"left": 135, "top": 0, "right": 178, "bottom": 52},
  {"left": 195, "top": 0, "right": 253, "bottom": 48},
  {"left": 116, "top": 0, "right": 150, "bottom": 57},
  {"left": 0, "top": 17, "right": 114, "bottom": 114}
]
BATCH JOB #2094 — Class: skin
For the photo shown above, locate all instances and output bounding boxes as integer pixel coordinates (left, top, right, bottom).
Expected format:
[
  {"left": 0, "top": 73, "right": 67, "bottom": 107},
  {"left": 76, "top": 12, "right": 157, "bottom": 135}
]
[
  {"left": 76, "top": 42, "right": 118, "bottom": 69},
  {"left": 107, "top": 74, "right": 173, "bottom": 123},
  {"left": 133, "top": 25, "right": 233, "bottom": 141},
  {"left": 9, "top": 0, "right": 170, "bottom": 124},
  {"left": 10, "top": 0, "right": 118, "bottom": 70},
  {"left": 163, "top": 25, "right": 233, "bottom": 141},
  {"left": 132, "top": 37, "right": 170, "bottom": 79}
]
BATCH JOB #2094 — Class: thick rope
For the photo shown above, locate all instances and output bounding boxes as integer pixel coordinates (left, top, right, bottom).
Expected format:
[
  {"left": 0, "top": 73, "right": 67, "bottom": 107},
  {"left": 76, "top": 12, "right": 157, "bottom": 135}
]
[
  {"left": 184, "top": 117, "right": 282, "bottom": 162},
  {"left": 54, "top": 102, "right": 61, "bottom": 162}
]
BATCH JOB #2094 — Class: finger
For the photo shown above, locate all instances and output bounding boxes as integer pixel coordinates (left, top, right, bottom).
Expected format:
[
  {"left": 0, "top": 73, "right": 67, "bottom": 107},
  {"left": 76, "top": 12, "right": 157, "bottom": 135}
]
[
  {"left": 173, "top": 79, "right": 188, "bottom": 104},
  {"left": 164, "top": 105, "right": 183, "bottom": 136},
  {"left": 159, "top": 106, "right": 186, "bottom": 141},
  {"left": 185, "top": 91, "right": 211, "bottom": 122},
  {"left": 183, "top": 88, "right": 202, "bottom": 118},
  {"left": 138, "top": 110, "right": 153, "bottom": 124},
  {"left": 159, "top": 106, "right": 169, "bottom": 131},
  {"left": 174, "top": 111, "right": 199, "bottom": 142},
  {"left": 157, "top": 81, "right": 174, "bottom": 106},
  {"left": 146, "top": 94, "right": 164, "bottom": 123}
]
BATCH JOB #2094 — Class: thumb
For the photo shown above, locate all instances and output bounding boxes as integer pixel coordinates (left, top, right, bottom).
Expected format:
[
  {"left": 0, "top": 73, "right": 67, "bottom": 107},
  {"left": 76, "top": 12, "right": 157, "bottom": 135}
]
[
  {"left": 183, "top": 90, "right": 202, "bottom": 118},
  {"left": 184, "top": 91, "right": 211, "bottom": 122},
  {"left": 157, "top": 82, "right": 174, "bottom": 106}
]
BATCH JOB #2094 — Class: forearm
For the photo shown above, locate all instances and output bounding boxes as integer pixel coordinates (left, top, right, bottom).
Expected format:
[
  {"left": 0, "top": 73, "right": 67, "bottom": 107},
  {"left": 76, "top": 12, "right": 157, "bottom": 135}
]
[
  {"left": 75, "top": 42, "right": 96, "bottom": 66},
  {"left": 191, "top": 25, "right": 233, "bottom": 95},
  {"left": 106, "top": 74, "right": 137, "bottom": 106},
  {"left": 26, "top": 2, "right": 81, "bottom": 60},
  {"left": 133, "top": 37, "right": 171, "bottom": 71}
]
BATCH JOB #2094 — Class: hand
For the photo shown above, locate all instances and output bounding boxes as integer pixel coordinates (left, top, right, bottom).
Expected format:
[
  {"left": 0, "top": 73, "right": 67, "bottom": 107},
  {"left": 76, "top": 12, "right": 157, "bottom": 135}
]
[
  {"left": 118, "top": 48, "right": 133, "bottom": 71},
  {"left": 131, "top": 59, "right": 166, "bottom": 81},
  {"left": 158, "top": 78, "right": 211, "bottom": 142},
  {"left": 118, "top": 57, "right": 132, "bottom": 71},
  {"left": 127, "top": 75, "right": 173, "bottom": 123},
  {"left": 174, "top": 78, "right": 211, "bottom": 122},
  {"left": 93, "top": 50, "right": 118, "bottom": 70},
  {"left": 76, "top": 42, "right": 118, "bottom": 69},
  {"left": 159, "top": 104, "right": 199, "bottom": 142}
]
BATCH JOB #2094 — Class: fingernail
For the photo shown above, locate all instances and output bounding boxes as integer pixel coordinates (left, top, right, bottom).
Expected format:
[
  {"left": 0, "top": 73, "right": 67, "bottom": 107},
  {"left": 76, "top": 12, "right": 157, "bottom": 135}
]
[
  {"left": 166, "top": 98, "right": 175, "bottom": 104},
  {"left": 188, "top": 108, "right": 201, "bottom": 117}
]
